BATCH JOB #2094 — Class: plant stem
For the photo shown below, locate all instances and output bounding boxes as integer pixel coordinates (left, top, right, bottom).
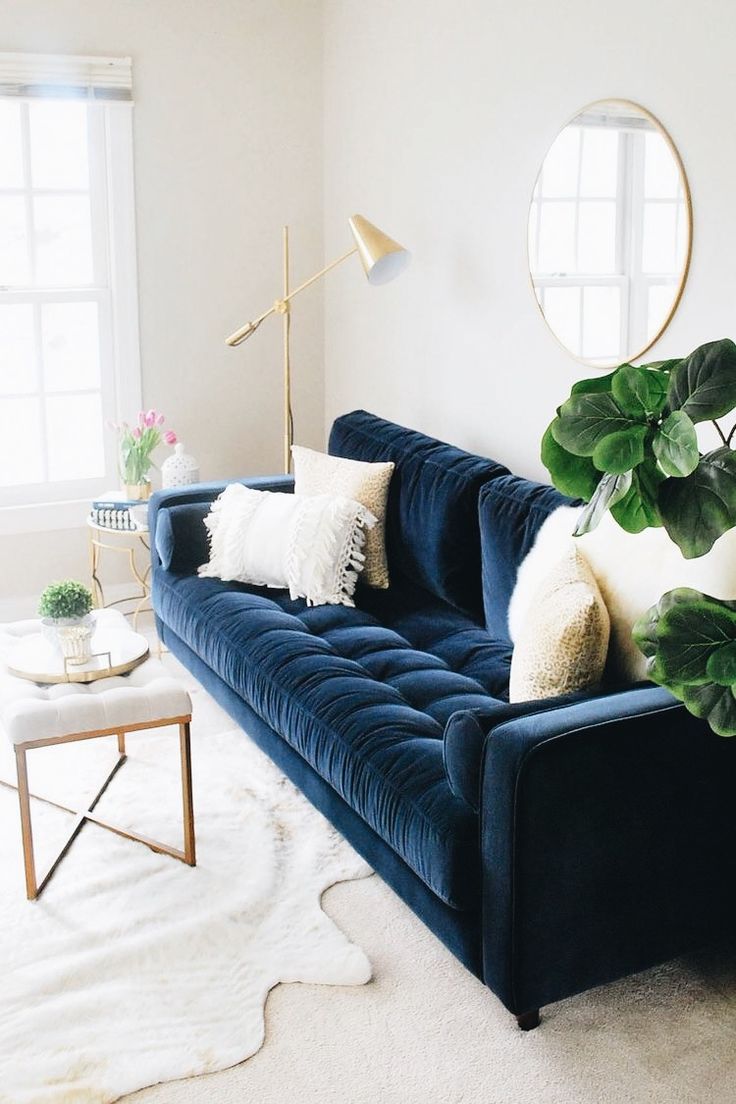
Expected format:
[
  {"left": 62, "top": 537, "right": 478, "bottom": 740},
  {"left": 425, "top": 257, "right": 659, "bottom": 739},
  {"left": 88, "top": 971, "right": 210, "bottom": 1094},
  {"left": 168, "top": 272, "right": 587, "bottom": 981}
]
[
  {"left": 727, "top": 423, "right": 736, "bottom": 448},
  {"left": 712, "top": 420, "right": 728, "bottom": 446}
]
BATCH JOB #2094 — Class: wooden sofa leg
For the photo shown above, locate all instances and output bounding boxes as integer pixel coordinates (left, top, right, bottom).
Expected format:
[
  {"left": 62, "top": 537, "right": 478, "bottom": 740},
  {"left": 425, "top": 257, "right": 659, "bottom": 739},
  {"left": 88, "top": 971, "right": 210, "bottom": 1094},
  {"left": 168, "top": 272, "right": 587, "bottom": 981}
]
[{"left": 516, "top": 1009, "right": 541, "bottom": 1031}]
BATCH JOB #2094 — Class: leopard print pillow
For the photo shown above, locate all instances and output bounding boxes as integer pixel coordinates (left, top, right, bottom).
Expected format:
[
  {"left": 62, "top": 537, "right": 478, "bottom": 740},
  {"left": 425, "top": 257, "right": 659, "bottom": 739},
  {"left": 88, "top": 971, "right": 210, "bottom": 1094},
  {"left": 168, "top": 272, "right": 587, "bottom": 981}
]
[{"left": 509, "top": 545, "right": 610, "bottom": 702}]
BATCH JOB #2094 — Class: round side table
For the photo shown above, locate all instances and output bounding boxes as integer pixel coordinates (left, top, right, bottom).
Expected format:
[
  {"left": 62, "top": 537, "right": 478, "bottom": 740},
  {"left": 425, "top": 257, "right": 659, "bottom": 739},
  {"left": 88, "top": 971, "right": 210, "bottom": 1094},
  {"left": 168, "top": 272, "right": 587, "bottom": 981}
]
[{"left": 87, "top": 519, "right": 152, "bottom": 630}]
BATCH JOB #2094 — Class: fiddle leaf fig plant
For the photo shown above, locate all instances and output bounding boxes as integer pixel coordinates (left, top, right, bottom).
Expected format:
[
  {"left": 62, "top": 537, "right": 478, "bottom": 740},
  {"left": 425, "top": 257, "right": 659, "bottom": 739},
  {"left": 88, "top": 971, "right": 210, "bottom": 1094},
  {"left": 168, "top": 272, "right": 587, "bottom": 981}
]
[
  {"left": 542, "top": 338, "right": 736, "bottom": 738},
  {"left": 632, "top": 589, "right": 736, "bottom": 737},
  {"left": 543, "top": 337, "right": 736, "bottom": 555}
]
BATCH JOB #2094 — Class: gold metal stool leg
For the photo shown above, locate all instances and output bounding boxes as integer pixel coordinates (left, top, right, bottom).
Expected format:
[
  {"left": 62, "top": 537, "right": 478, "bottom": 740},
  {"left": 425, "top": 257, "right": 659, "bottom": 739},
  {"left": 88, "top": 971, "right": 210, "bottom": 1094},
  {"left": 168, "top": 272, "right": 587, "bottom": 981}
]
[
  {"left": 15, "top": 747, "right": 37, "bottom": 900},
  {"left": 5, "top": 717, "right": 196, "bottom": 899},
  {"left": 180, "top": 722, "right": 196, "bottom": 866}
]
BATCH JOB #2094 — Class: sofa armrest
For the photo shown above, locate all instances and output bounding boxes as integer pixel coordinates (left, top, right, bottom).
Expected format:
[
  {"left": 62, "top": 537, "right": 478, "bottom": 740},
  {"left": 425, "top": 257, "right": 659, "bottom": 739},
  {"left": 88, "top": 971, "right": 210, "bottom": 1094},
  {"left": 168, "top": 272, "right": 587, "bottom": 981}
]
[
  {"left": 150, "top": 475, "right": 294, "bottom": 574},
  {"left": 443, "top": 691, "right": 587, "bottom": 812},
  {"left": 478, "top": 686, "right": 736, "bottom": 1014}
]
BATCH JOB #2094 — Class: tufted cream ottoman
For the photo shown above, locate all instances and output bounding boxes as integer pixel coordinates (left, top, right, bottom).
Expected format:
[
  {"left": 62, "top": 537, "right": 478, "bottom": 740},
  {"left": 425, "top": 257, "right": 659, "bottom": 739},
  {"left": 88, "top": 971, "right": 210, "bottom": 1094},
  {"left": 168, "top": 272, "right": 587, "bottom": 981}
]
[{"left": 0, "top": 611, "right": 195, "bottom": 900}]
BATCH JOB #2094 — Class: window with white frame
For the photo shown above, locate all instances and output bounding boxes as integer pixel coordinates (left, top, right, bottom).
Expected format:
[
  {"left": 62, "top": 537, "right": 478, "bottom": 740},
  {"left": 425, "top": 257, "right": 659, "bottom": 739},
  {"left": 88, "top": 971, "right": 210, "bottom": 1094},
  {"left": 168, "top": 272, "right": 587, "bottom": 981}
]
[
  {"left": 0, "top": 53, "right": 139, "bottom": 527},
  {"left": 528, "top": 108, "right": 689, "bottom": 366}
]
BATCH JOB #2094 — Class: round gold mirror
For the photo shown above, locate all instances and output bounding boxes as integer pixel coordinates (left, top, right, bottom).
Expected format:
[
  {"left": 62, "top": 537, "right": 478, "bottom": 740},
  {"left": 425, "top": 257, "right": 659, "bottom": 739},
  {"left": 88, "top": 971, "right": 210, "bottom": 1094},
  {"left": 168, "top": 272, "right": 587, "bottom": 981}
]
[{"left": 528, "top": 99, "right": 692, "bottom": 368}]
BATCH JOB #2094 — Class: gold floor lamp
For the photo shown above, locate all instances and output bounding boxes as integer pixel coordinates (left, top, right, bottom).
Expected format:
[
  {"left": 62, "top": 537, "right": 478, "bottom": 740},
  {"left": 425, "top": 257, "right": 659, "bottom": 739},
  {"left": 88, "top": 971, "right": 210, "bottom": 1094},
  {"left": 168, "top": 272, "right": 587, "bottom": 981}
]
[{"left": 225, "top": 214, "right": 410, "bottom": 474}]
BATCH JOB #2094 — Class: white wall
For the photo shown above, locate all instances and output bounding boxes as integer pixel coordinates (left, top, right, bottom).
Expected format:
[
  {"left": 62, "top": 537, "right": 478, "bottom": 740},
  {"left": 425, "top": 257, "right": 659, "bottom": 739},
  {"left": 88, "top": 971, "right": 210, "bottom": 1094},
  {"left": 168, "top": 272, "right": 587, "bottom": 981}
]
[
  {"left": 322, "top": 0, "right": 736, "bottom": 478},
  {"left": 0, "top": 0, "right": 324, "bottom": 611}
]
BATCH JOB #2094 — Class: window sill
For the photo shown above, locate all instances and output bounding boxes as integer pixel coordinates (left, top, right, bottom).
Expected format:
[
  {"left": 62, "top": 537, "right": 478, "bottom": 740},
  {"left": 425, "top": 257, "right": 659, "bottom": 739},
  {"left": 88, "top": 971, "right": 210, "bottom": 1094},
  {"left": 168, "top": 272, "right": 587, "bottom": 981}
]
[{"left": 0, "top": 498, "right": 95, "bottom": 535}]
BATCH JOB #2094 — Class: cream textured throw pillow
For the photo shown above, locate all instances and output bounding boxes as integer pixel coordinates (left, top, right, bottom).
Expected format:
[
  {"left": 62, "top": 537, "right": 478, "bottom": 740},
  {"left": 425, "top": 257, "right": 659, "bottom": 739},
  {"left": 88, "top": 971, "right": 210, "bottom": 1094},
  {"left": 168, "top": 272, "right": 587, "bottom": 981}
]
[
  {"left": 509, "top": 507, "right": 736, "bottom": 683},
  {"left": 509, "top": 545, "right": 610, "bottom": 703},
  {"left": 291, "top": 445, "right": 394, "bottom": 589},
  {"left": 198, "top": 483, "right": 376, "bottom": 607}
]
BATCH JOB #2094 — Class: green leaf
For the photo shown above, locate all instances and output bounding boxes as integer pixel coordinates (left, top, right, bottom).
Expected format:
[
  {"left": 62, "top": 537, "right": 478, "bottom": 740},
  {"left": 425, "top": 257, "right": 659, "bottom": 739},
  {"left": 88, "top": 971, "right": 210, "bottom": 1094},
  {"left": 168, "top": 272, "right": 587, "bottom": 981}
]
[
  {"left": 552, "top": 392, "right": 637, "bottom": 457},
  {"left": 658, "top": 446, "right": 736, "bottom": 558},
  {"left": 610, "top": 460, "right": 665, "bottom": 532},
  {"left": 666, "top": 338, "right": 736, "bottom": 423},
  {"left": 573, "top": 470, "right": 632, "bottom": 536},
  {"left": 570, "top": 370, "right": 617, "bottom": 396},
  {"left": 650, "top": 598, "right": 736, "bottom": 684},
  {"left": 706, "top": 641, "right": 736, "bottom": 685},
  {"left": 611, "top": 365, "right": 668, "bottom": 419},
  {"left": 652, "top": 410, "right": 700, "bottom": 478},
  {"left": 592, "top": 424, "right": 648, "bottom": 474},
  {"left": 541, "top": 424, "right": 600, "bottom": 500},
  {"left": 644, "top": 357, "right": 681, "bottom": 374},
  {"left": 632, "top": 587, "right": 706, "bottom": 659},
  {"left": 682, "top": 683, "right": 736, "bottom": 737}
]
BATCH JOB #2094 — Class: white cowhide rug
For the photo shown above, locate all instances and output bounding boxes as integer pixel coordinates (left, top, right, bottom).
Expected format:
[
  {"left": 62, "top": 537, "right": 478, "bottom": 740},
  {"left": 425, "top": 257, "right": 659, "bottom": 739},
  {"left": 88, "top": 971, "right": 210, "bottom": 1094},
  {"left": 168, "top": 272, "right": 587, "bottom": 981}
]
[{"left": 0, "top": 674, "right": 372, "bottom": 1103}]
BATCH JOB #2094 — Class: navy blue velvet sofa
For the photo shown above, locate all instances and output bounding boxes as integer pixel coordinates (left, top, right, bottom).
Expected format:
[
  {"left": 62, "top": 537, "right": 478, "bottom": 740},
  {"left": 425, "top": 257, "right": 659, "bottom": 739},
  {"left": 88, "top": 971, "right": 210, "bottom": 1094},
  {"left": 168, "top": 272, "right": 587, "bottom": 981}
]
[{"left": 150, "top": 410, "right": 735, "bottom": 1028}]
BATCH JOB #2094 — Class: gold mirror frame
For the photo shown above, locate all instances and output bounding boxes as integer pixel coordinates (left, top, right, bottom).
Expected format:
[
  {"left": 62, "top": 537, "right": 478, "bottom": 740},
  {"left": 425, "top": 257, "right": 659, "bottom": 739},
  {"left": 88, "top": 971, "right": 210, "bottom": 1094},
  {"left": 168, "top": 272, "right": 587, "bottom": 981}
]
[{"left": 528, "top": 99, "right": 693, "bottom": 369}]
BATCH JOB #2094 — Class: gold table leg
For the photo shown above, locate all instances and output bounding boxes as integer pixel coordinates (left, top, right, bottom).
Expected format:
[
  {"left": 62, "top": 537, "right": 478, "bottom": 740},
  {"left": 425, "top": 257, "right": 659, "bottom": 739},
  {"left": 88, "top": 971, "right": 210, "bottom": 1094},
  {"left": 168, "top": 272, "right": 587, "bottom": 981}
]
[
  {"left": 180, "top": 722, "right": 196, "bottom": 866},
  {"left": 15, "top": 747, "right": 37, "bottom": 900},
  {"left": 4, "top": 720, "right": 196, "bottom": 900}
]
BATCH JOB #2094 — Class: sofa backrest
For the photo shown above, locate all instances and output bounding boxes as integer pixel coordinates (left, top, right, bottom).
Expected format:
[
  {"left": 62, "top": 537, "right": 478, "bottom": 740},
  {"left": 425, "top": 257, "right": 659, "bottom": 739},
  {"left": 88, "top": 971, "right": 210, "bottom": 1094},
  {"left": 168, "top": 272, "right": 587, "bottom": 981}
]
[
  {"left": 479, "top": 473, "right": 576, "bottom": 643},
  {"left": 328, "top": 410, "right": 509, "bottom": 619}
]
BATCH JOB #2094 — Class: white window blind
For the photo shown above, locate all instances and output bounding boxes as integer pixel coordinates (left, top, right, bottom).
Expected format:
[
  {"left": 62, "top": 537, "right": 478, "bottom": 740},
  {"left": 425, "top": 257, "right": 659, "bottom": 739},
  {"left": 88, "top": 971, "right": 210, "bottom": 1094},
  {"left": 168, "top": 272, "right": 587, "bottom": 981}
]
[
  {"left": 0, "top": 52, "right": 132, "bottom": 101},
  {"left": 0, "top": 53, "right": 140, "bottom": 533}
]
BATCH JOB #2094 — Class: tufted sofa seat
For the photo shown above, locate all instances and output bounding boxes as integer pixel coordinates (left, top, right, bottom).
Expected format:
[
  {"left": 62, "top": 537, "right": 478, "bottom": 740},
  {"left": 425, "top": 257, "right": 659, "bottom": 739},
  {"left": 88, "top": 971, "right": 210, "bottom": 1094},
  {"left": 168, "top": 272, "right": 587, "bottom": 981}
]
[{"left": 154, "top": 483, "right": 512, "bottom": 910}]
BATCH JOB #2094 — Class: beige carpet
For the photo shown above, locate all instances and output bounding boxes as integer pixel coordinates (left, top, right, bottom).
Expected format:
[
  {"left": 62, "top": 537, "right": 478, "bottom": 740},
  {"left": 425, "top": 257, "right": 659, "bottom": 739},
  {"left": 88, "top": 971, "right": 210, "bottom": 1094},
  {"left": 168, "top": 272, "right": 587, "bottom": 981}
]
[{"left": 120, "top": 639, "right": 736, "bottom": 1104}]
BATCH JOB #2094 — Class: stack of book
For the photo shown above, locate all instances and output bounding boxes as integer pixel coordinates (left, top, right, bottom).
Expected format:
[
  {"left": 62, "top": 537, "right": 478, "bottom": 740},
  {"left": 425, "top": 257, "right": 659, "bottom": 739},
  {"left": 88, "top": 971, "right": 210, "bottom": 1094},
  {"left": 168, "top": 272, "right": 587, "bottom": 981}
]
[{"left": 89, "top": 493, "right": 145, "bottom": 531}]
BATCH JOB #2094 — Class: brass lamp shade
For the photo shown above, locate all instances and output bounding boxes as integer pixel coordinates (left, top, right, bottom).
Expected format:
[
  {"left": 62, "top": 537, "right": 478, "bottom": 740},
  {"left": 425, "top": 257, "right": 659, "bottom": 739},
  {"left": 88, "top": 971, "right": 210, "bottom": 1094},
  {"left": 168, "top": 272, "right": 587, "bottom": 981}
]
[{"left": 348, "top": 214, "right": 410, "bottom": 285}]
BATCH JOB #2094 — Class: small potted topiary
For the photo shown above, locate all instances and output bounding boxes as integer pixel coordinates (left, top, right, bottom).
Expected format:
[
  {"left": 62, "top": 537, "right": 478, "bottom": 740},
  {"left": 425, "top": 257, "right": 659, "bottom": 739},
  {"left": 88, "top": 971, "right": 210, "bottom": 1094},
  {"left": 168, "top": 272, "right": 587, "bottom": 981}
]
[{"left": 39, "top": 580, "right": 95, "bottom": 665}]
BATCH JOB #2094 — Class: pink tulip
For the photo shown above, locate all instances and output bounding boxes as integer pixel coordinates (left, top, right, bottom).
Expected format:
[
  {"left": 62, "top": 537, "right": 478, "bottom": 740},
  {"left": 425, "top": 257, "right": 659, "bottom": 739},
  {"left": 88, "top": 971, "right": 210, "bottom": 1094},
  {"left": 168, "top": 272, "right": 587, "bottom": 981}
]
[
  {"left": 164, "top": 430, "right": 177, "bottom": 445},
  {"left": 132, "top": 426, "right": 142, "bottom": 440},
  {"left": 138, "top": 410, "right": 146, "bottom": 426},
  {"left": 156, "top": 413, "right": 165, "bottom": 425},
  {"left": 145, "top": 409, "right": 157, "bottom": 427}
]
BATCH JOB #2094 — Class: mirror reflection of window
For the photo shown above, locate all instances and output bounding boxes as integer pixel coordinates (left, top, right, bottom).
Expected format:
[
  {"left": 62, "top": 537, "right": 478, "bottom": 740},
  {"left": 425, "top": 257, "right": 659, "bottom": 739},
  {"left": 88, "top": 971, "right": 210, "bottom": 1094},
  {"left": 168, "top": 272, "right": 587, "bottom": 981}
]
[{"left": 528, "top": 101, "right": 690, "bottom": 367}]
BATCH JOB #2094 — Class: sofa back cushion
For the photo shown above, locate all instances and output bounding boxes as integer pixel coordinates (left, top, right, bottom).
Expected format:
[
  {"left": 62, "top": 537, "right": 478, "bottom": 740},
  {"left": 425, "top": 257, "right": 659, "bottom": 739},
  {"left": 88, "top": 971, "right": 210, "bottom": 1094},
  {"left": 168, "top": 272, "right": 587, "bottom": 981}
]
[
  {"left": 479, "top": 473, "right": 575, "bottom": 643},
  {"left": 329, "top": 410, "right": 509, "bottom": 619}
]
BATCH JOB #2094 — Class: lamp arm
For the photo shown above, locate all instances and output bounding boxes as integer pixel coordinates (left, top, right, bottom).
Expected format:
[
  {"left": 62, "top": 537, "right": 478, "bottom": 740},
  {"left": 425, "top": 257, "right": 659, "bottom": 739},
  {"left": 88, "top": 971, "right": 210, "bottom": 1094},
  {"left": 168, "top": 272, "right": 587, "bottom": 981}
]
[{"left": 225, "top": 245, "right": 358, "bottom": 347}]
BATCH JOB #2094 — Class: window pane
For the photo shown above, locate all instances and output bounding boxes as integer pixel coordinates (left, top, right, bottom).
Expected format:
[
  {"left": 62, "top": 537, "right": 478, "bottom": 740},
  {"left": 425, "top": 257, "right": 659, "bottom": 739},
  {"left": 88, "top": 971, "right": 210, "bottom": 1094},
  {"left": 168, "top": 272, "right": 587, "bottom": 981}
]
[
  {"left": 0, "top": 396, "right": 44, "bottom": 485},
  {"left": 0, "top": 304, "right": 36, "bottom": 395},
  {"left": 536, "top": 201, "right": 576, "bottom": 274},
  {"left": 539, "top": 127, "right": 580, "bottom": 197},
  {"left": 29, "top": 101, "right": 90, "bottom": 190},
  {"left": 543, "top": 286, "right": 581, "bottom": 355},
  {"left": 45, "top": 392, "right": 105, "bottom": 481},
  {"left": 0, "top": 101, "right": 24, "bottom": 188},
  {"left": 33, "top": 195, "right": 94, "bottom": 285},
  {"left": 582, "top": 286, "right": 621, "bottom": 361},
  {"left": 42, "top": 302, "right": 100, "bottom": 392},
  {"left": 642, "top": 202, "right": 678, "bottom": 274},
  {"left": 578, "top": 201, "right": 616, "bottom": 274},
  {"left": 579, "top": 129, "right": 618, "bottom": 197},
  {"left": 0, "top": 196, "right": 30, "bottom": 286},
  {"left": 647, "top": 284, "right": 676, "bottom": 341},
  {"left": 644, "top": 131, "right": 679, "bottom": 199}
]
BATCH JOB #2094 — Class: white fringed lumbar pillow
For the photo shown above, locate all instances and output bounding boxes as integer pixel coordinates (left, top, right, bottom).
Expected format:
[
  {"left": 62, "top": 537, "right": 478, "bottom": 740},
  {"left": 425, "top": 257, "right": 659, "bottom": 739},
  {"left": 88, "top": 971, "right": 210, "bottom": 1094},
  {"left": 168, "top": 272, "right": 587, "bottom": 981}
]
[
  {"left": 198, "top": 483, "right": 376, "bottom": 607},
  {"left": 509, "top": 544, "right": 610, "bottom": 702},
  {"left": 509, "top": 506, "right": 736, "bottom": 684},
  {"left": 291, "top": 445, "right": 394, "bottom": 589}
]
